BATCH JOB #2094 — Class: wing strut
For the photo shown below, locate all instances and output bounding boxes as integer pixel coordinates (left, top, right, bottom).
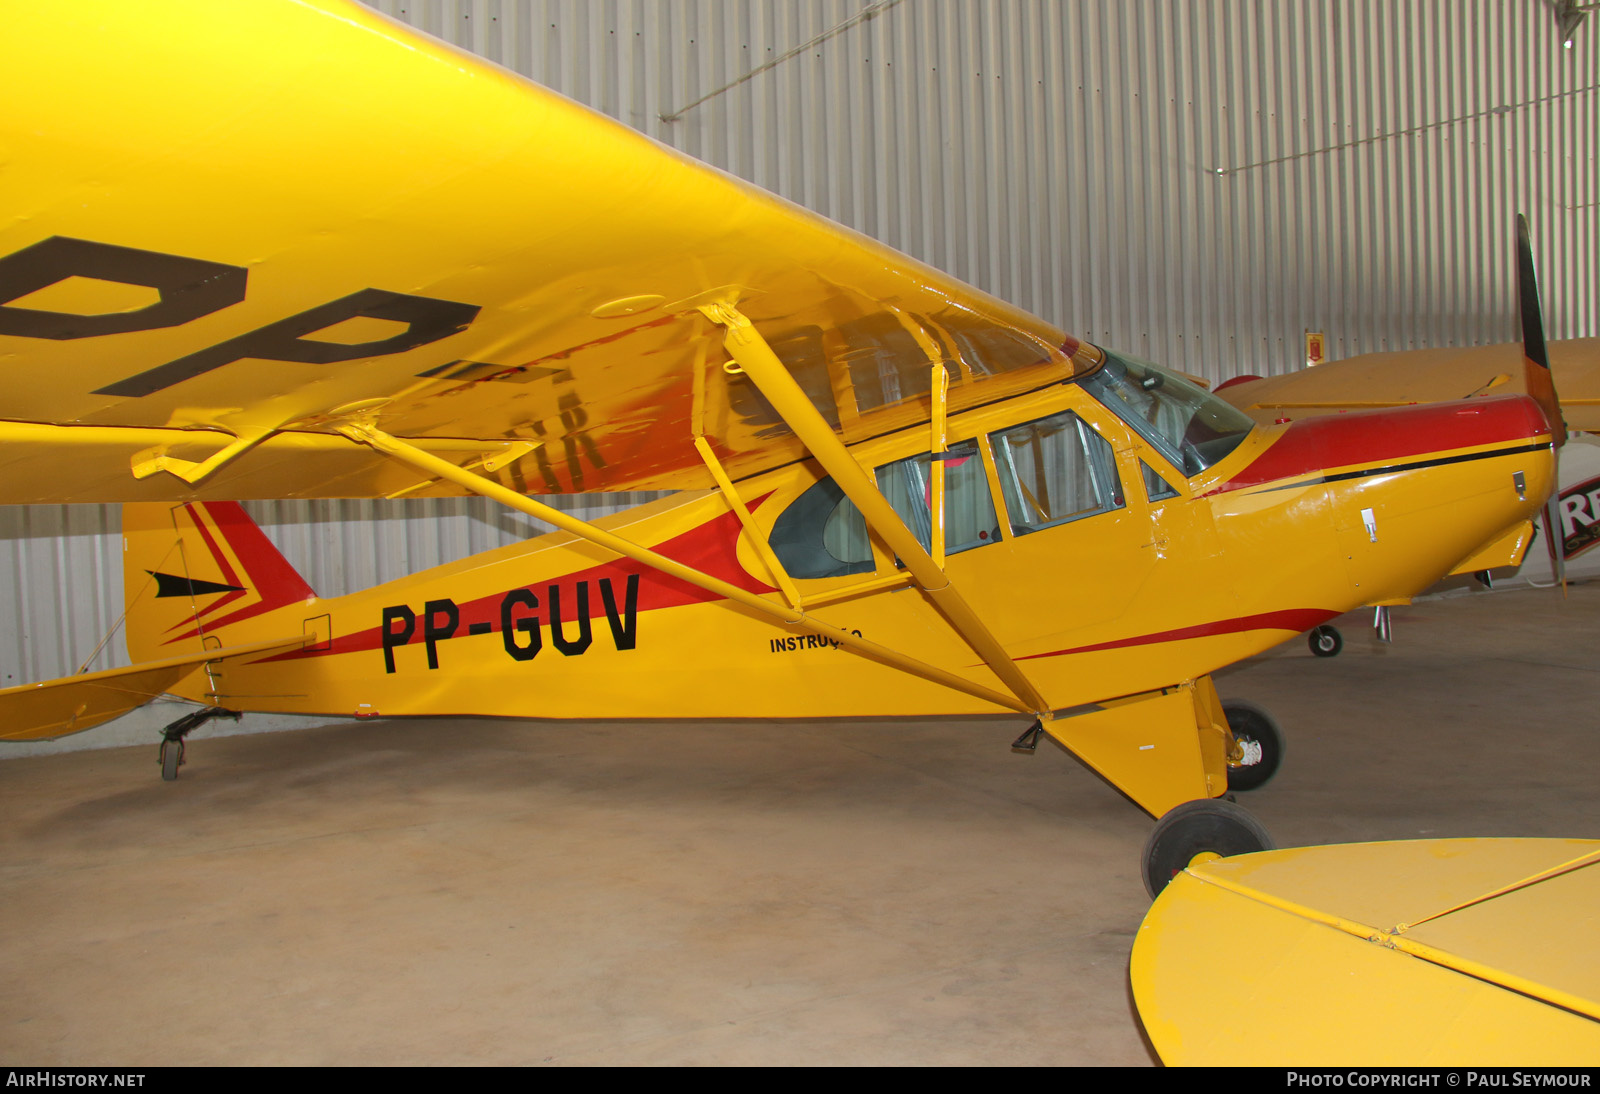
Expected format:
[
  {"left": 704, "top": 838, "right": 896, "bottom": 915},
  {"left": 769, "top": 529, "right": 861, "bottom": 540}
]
[
  {"left": 333, "top": 420, "right": 1033, "bottom": 716},
  {"left": 698, "top": 301, "right": 1050, "bottom": 717},
  {"left": 1179, "top": 850, "right": 1600, "bottom": 1023},
  {"left": 692, "top": 434, "right": 802, "bottom": 610}
]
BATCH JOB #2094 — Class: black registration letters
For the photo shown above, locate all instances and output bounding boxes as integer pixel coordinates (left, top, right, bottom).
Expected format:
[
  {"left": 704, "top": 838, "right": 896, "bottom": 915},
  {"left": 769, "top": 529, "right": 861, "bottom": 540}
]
[
  {"left": 0, "top": 236, "right": 246, "bottom": 340},
  {"left": 500, "top": 589, "right": 541, "bottom": 661},
  {"left": 381, "top": 605, "right": 416, "bottom": 675},
  {"left": 94, "top": 287, "right": 481, "bottom": 397},
  {"left": 422, "top": 598, "right": 460, "bottom": 670}
]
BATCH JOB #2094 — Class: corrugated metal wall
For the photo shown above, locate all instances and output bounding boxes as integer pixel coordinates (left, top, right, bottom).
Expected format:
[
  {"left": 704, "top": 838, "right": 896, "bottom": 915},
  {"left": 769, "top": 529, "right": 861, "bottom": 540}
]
[
  {"left": 3, "top": 0, "right": 1595, "bottom": 699},
  {"left": 359, "top": 0, "right": 1595, "bottom": 363}
]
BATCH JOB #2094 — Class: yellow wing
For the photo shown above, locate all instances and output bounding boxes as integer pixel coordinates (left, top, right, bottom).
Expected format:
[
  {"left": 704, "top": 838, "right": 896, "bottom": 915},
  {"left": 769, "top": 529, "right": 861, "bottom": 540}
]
[
  {"left": 1131, "top": 839, "right": 1600, "bottom": 1066},
  {"left": 1218, "top": 338, "right": 1600, "bottom": 430},
  {"left": 0, "top": 0, "right": 1090, "bottom": 504}
]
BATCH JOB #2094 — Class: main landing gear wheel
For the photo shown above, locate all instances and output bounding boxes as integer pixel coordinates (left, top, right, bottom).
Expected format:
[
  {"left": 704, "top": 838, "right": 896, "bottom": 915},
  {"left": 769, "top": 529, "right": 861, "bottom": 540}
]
[
  {"left": 1142, "top": 799, "right": 1274, "bottom": 898},
  {"left": 1307, "top": 625, "right": 1342, "bottom": 657},
  {"left": 1222, "top": 698, "right": 1284, "bottom": 793}
]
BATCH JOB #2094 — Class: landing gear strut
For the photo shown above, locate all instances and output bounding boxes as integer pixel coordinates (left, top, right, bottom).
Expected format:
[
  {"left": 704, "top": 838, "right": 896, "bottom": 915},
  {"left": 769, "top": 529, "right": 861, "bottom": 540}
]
[
  {"left": 1142, "top": 799, "right": 1274, "bottom": 898},
  {"left": 157, "top": 706, "right": 240, "bottom": 781}
]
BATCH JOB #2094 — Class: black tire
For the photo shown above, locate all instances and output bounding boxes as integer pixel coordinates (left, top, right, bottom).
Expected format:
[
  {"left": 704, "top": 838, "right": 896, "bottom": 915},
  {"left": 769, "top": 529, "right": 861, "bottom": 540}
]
[
  {"left": 1222, "top": 698, "right": 1284, "bottom": 793},
  {"left": 160, "top": 739, "right": 183, "bottom": 782},
  {"left": 1142, "top": 799, "right": 1274, "bottom": 898},
  {"left": 1307, "top": 625, "right": 1343, "bottom": 658}
]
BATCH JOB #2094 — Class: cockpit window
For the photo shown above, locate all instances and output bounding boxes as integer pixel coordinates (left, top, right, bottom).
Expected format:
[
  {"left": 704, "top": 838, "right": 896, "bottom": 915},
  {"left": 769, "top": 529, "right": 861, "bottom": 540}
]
[
  {"left": 1080, "top": 350, "right": 1254, "bottom": 475},
  {"left": 875, "top": 441, "right": 1001, "bottom": 556},
  {"left": 1141, "top": 460, "right": 1180, "bottom": 502},
  {"left": 990, "top": 410, "right": 1123, "bottom": 535},
  {"left": 769, "top": 476, "right": 874, "bottom": 579}
]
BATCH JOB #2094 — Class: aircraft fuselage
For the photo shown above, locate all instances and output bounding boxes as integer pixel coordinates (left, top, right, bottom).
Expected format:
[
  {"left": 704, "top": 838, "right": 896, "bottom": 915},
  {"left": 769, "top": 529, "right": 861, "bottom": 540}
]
[{"left": 123, "top": 377, "right": 1554, "bottom": 724}]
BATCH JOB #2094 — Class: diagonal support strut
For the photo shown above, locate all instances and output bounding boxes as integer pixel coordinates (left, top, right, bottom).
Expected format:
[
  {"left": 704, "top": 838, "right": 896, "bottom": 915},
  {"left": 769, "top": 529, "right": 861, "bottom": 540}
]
[
  {"left": 334, "top": 420, "right": 1033, "bottom": 715},
  {"left": 698, "top": 300, "right": 1049, "bottom": 716}
]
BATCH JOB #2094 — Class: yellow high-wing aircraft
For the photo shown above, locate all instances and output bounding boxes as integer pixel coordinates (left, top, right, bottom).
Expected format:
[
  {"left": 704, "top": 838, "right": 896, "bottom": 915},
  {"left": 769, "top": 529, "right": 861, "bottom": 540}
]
[{"left": 0, "top": 0, "right": 1560, "bottom": 893}]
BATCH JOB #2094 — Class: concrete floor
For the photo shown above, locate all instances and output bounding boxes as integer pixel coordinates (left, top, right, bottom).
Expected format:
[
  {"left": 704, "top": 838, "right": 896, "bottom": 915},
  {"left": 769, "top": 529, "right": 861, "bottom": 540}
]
[{"left": 2, "top": 583, "right": 1596, "bottom": 1065}]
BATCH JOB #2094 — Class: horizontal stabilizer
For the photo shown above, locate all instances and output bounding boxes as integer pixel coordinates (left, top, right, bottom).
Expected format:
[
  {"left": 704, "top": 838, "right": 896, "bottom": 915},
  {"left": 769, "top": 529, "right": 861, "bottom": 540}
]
[{"left": 0, "top": 636, "right": 304, "bottom": 741}]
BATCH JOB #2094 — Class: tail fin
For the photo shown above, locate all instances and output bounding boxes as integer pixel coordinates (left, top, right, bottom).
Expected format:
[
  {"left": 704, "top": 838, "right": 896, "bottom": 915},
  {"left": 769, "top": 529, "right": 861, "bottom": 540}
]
[{"left": 123, "top": 502, "right": 315, "bottom": 664}]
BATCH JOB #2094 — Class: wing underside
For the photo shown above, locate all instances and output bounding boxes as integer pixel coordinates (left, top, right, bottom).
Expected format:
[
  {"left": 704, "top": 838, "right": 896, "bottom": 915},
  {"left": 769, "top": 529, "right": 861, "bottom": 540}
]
[{"left": 0, "top": 0, "right": 1088, "bottom": 505}]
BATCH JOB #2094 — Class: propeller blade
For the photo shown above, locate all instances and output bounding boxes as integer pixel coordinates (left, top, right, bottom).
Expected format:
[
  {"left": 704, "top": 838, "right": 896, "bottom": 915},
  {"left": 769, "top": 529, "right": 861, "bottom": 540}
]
[
  {"left": 1517, "top": 213, "right": 1566, "bottom": 448},
  {"left": 1516, "top": 213, "right": 1567, "bottom": 592}
]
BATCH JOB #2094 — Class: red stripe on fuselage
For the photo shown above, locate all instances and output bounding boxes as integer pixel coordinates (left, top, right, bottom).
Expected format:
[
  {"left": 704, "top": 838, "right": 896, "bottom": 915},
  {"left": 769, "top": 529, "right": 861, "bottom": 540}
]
[
  {"left": 1206, "top": 394, "right": 1551, "bottom": 497},
  {"left": 255, "top": 499, "right": 775, "bottom": 663},
  {"left": 1014, "top": 608, "right": 1342, "bottom": 663}
]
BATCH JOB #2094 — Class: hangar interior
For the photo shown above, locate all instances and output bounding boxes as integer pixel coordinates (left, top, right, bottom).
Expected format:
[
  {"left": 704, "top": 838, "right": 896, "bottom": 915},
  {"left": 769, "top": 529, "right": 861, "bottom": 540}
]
[{"left": 1, "top": 0, "right": 1596, "bottom": 1066}]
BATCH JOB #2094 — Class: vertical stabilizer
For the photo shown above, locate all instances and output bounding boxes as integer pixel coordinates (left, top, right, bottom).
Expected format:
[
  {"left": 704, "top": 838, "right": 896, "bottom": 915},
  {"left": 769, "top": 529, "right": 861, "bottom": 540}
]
[{"left": 123, "top": 502, "right": 316, "bottom": 665}]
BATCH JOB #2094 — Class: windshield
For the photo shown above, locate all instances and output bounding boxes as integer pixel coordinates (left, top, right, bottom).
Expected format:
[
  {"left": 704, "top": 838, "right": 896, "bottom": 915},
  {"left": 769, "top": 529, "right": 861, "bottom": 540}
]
[{"left": 1080, "top": 350, "right": 1255, "bottom": 476}]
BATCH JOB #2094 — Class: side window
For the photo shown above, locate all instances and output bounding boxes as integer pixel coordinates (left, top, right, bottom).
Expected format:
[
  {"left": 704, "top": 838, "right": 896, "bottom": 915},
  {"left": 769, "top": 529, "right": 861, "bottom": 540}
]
[
  {"left": 875, "top": 440, "right": 1001, "bottom": 557},
  {"left": 1142, "top": 460, "right": 1180, "bottom": 502},
  {"left": 990, "top": 411, "right": 1124, "bottom": 536},
  {"left": 874, "top": 452, "right": 933, "bottom": 550},
  {"left": 769, "top": 476, "right": 874, "bottom": 579}
]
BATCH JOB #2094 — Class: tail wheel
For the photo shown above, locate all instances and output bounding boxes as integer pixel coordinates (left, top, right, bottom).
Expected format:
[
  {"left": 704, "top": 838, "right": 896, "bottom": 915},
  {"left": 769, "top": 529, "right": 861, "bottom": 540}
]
[
  {"left": 159, "top": 738, "right": 184, "bottom": 781},
  {"left": 1222, "top": 699, "right": 1284, "bottom": 792},
  {"left": 1307, "top": 625, "right": 1342, "bottom": 657},
  {"left": 1142, "top": 799, "right": 1274, "bottom": 898}
]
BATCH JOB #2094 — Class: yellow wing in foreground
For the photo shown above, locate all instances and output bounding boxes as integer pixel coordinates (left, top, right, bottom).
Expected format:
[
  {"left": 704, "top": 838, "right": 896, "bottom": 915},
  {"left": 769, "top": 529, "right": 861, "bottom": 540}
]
[
  {"left": 1130, "top": 839, "right": 1600, "bottom": 1066},
  {"left": 0, "top": 636, "right": 305, "bottom": 740},
  {"left": 0, "top": 0, "right": 1088, "bottom": 505},
  {"left": 1218, "top": 339, "right": 1600, "bottom": 431}
]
